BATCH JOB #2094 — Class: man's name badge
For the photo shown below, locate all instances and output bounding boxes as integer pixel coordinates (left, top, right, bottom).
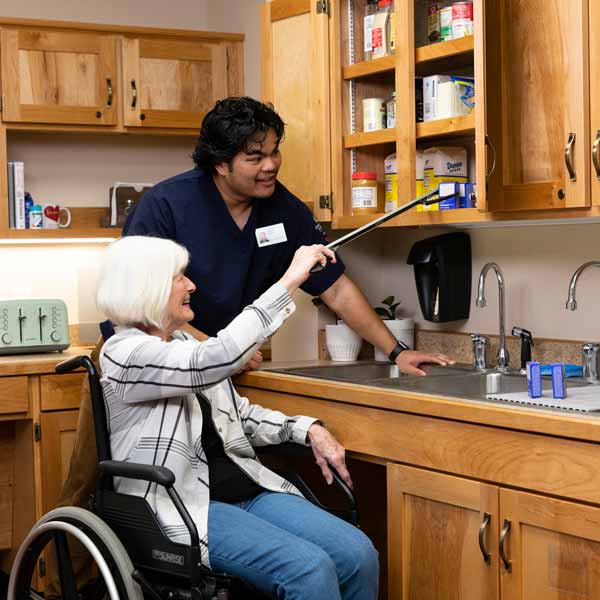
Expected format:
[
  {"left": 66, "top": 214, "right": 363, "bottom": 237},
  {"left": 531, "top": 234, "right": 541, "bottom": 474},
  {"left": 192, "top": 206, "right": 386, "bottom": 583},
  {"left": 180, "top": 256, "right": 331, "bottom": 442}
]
[{"left": 255, "top": 223, "right": 287, "bottom": 247}]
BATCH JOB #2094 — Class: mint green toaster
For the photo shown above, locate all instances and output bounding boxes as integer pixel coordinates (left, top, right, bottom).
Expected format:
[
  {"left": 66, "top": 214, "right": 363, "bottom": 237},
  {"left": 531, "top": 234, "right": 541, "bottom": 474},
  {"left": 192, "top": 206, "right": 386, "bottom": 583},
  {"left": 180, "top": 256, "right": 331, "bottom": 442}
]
[{"left": 0, "top": 299, "right": 70, "bottom": 355}]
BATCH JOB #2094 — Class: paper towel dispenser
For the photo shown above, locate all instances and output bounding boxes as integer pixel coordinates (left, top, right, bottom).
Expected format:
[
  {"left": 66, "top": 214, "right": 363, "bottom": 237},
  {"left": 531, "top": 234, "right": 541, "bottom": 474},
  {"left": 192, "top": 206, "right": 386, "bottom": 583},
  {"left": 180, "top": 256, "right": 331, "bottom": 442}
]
[{"left": 407, "top": 232, "right": 471, "bottom": 322}]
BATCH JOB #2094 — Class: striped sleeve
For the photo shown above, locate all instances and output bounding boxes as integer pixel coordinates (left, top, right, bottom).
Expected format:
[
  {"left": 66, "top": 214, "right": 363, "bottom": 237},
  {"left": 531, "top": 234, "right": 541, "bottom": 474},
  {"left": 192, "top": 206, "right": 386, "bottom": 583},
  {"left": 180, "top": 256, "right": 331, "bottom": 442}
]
[{"left": 100, "top": 283, "right": 296, "bottom": 404}]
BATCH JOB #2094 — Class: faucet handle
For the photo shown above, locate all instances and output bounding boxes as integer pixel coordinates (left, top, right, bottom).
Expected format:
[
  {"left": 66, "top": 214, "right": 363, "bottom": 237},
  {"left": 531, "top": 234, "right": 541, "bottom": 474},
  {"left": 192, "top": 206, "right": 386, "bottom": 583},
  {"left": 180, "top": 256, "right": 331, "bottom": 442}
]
[
  {"left": 471, "top": 333, "right": 490, "bottom": 369},
  {"left": 582, "top": 343, "right": 600, "bottom": 381}
]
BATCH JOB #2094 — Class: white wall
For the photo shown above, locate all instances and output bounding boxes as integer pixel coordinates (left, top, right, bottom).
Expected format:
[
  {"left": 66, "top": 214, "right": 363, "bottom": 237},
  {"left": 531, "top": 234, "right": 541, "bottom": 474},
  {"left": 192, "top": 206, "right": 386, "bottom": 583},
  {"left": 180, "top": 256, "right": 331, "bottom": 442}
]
[{"left": 0, "top": 0, "right": 261, "bottom": 333}]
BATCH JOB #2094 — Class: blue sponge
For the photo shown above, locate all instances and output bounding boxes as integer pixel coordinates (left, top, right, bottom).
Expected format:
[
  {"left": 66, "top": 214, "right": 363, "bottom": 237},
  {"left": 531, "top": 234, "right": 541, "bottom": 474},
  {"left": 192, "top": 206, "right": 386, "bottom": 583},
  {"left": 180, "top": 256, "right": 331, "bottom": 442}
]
[{"left": 540, "top": 364, "right": 583, "bottom": 377}]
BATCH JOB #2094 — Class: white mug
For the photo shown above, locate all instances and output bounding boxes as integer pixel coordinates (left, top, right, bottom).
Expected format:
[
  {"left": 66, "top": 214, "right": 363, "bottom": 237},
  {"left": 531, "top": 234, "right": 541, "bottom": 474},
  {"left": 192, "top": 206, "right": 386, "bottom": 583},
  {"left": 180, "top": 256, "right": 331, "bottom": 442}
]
[{"left": 42, "top": 204, "right": 72, "bottom": 229}]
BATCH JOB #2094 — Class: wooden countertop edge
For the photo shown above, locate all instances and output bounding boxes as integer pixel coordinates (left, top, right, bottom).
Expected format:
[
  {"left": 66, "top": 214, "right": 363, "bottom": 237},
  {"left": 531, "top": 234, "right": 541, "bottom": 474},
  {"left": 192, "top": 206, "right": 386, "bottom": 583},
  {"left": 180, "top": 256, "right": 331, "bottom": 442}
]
[
  {"left": 235, "top": 370, "right": 600, "bottom": 445},
  {"left": 0, "top": 346, "right": 93, "bottom": 376}
]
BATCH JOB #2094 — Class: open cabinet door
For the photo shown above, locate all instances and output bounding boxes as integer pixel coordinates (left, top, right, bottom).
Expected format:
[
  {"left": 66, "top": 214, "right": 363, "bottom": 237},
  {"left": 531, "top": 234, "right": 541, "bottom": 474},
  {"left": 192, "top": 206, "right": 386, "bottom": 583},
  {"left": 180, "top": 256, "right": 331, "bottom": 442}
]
[
  {"left": 590, "top": 0, "right": 600, "bottom": 206},
  {"left": 480, "top": 0, "right": 590, "bottom": 211},
  {"left": 261, "top": 0, "right": 332, "bottom": 222}
]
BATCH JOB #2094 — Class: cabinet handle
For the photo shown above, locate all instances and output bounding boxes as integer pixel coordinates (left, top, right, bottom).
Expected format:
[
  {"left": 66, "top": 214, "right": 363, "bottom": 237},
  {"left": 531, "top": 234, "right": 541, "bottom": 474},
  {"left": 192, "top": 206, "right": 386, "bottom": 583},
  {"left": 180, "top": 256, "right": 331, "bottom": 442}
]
[
  {"left": 565, "top": 132, "right": 576, "bottom": 182},
  {"left": 478, "top": 512, "right": 491, "bottom": 563},
  {"left": 131, "top": 79, "right": 137, "bottom": 110},
  {"left": 593, "top": 130, "right": 600, "bottom": 180},
  {"left": 485, "top": 135, "right": 497, "bottom": 183},
  {"left": 106, "top": 78, "right": 113, "bottom": 107},
  {"left": 499, "top": 518, "right": 512, "bottom": 572}
]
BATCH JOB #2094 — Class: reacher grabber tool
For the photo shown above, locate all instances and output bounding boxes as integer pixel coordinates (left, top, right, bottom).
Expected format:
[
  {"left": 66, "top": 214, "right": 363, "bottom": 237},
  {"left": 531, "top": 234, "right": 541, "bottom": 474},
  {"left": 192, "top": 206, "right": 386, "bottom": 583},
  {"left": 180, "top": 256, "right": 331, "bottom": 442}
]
[{"left": 310, "top": 188, "right": 459, "bottom": 273}]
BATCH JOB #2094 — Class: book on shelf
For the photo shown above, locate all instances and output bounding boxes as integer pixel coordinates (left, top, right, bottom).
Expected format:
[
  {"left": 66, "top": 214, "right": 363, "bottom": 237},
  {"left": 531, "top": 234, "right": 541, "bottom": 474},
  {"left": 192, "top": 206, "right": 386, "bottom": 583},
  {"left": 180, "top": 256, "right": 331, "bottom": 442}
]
[{"left": 7, "top": 161, "right": 25, "bottom": 229}]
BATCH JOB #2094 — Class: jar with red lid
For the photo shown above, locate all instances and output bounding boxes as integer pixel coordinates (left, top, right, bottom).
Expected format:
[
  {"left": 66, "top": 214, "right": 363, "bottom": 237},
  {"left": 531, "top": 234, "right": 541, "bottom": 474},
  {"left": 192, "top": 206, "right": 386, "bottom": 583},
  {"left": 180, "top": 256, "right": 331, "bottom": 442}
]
[{"left": 351, "top": 171, "right": 382, "bottom": 215}]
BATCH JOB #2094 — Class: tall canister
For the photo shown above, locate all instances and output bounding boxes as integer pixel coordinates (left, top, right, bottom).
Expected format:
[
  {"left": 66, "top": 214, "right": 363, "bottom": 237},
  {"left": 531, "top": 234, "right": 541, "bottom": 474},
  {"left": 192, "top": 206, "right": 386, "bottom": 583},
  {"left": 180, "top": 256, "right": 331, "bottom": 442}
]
[{"left": 384, "top": 153, "right": 398, "bottom": 212}]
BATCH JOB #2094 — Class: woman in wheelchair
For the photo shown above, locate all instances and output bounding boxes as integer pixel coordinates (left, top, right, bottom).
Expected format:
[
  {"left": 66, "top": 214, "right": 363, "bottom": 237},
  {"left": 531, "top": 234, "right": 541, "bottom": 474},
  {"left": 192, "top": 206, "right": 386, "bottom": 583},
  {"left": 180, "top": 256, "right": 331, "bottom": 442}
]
[{"left": 95, "top": 236, "right": 379, "bottom": 600}]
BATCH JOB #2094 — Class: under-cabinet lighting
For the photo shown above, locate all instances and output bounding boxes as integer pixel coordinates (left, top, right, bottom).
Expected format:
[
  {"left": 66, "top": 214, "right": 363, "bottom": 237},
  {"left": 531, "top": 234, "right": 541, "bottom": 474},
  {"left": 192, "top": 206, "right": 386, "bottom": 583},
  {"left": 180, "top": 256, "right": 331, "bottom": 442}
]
[{"left": 0, "top": 237, "right": 115, "bottom": 245}]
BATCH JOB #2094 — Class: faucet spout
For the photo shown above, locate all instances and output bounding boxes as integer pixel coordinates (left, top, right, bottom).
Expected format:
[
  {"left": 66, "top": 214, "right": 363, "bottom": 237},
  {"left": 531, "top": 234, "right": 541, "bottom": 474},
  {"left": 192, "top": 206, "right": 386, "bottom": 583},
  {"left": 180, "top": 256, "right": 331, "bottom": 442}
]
[
  {"left": 565, "top": 261, "right": 600, "bottom": 311},
  {"left": 477, "top": 262, "right": 509, "bottom": 371}
]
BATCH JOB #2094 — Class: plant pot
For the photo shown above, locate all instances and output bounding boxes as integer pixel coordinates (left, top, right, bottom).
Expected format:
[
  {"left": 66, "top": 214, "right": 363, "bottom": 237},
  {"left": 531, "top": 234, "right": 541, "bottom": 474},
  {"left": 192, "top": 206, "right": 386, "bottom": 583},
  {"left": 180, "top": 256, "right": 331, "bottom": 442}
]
[
  {"left": 325, "top": 323, "right": 363, "bottom": 362},
  {"left": 374, "top": 318, "right": 414, "bottom": 362}
]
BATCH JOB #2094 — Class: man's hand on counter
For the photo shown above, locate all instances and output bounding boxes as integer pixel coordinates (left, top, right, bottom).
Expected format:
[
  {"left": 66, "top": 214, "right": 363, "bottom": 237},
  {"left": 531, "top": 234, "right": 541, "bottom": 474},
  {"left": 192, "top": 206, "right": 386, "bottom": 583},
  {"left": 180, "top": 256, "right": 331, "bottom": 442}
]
[
  {"left": 307, "top": 423, "right": 353, "bottom": 489},
  {"left": 396, "top": 350, "right": 455, "bottom": 377}
]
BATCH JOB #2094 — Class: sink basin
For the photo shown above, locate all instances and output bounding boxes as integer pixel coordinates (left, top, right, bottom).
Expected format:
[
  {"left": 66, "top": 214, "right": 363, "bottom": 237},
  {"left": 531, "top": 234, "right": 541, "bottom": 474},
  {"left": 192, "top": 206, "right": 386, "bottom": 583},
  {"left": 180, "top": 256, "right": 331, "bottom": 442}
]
[
  {"left": 265, "top": 362, "right": 592, "bottom": 404},
  {"left": 269, "top": 362, "right": 478, "bottom": 384}
]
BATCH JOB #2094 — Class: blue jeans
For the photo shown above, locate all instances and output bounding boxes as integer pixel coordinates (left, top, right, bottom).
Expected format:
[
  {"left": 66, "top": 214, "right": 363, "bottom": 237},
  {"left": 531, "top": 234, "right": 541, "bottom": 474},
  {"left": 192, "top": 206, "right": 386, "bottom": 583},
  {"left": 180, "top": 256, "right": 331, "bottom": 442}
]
[{"left": 207, "top": 491, "right": 379, "bottom": 600}]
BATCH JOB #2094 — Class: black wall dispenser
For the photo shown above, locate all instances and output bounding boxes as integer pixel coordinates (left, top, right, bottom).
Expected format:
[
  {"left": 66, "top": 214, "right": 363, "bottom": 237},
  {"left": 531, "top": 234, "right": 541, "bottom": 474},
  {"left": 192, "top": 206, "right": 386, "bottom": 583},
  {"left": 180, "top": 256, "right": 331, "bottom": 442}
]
[{"left": 407, "top": 232, "right": 471, "bottom": 322}]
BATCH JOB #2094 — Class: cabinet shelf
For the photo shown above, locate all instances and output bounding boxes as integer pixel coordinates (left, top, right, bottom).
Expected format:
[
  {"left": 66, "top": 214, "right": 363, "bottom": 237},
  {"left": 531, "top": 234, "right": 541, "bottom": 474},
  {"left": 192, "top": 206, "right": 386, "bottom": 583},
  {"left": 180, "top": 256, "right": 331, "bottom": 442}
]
[
  {"left": 334, "top": 208, "right": 484, "bottom": 229},
  {"left": 344, "top": 128, "right": 396, "bottom": 149},
  {"left": 343, "top": 56, "right": 396, "bottom": 80},
  {"left": 5, "top": 228, "right": 119, "bottom": 240},
  {"left": 416, "top": 114, "right": 475, "bottom": 140},
  {"left": 415, "top": 36, "right": 474, "bottom": 65}
]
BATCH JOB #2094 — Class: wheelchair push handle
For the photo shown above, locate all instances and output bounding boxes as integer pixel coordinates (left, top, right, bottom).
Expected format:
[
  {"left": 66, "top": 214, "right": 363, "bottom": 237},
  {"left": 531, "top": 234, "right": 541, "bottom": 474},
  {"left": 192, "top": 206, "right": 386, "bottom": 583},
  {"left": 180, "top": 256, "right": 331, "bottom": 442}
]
[{"left": 55, "top": 354, "right": 98, "bottom": 377}]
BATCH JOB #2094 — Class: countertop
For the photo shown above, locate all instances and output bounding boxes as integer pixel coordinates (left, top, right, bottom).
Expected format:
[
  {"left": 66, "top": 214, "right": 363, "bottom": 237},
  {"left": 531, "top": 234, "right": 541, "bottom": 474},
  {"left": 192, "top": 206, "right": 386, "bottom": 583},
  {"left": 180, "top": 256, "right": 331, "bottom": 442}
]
[
  {"left": 0, "top": 346, "right": 94, "bottom": 377},
  {"left": 235, "top": 360, "right": 600, "bottom": 445}
]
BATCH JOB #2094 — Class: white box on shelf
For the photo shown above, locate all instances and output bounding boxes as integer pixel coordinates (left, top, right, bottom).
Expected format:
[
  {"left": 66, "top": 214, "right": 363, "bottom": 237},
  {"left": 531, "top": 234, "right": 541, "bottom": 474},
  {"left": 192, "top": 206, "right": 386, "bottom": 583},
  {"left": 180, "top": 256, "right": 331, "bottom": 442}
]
[
  {"left": 10, "top": 162, "right": 25, "bottom": 229},
  {"left": 423, "top": 75, "right": 451, "bottom": 122}
]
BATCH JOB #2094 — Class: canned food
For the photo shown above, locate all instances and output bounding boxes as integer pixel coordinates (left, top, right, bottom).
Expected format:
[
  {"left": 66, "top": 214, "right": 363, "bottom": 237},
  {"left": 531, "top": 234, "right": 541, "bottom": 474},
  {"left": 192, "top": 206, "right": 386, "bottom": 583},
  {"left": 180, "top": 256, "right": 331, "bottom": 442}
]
[
  {"left": 363, "top": 98, "right": 386, "bottom": 132},
  {"left": 452, "top": 1, "right": 473, "bottom": 20},
  {"left": 452, "top": 18, "right": 473, "bottom": 39},
  {"left": 440, "top": 6, "right": 453, "bottom": 41}
]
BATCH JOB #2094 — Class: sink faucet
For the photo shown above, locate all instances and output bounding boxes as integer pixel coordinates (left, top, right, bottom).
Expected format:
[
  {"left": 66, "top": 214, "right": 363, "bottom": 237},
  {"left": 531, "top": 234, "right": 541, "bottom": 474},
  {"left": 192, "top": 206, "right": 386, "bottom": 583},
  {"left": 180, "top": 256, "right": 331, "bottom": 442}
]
[
  {"left": 565, "top": 261, "right": 600, "bottom": 310},
  {"left": 565, "top": 261, "right": 600, "bottom": 381},
  {"left": 476, "top": 262, "right": 509, "bottom": 371}
]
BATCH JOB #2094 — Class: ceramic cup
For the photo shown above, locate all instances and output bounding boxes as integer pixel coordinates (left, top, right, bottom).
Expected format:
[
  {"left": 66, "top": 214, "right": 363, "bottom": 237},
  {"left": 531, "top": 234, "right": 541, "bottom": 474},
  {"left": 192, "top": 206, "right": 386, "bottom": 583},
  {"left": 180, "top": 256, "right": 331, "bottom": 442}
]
[{"left": 42, "top": 204, "right": 72, "bottom": 229}]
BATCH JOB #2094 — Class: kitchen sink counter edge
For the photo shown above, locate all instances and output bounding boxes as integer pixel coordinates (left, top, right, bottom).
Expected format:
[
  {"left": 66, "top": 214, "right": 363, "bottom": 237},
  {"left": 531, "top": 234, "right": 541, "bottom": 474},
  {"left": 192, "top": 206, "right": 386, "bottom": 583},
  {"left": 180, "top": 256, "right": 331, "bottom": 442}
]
[{"left": 234, "top": 360, "right": 600, "bottom": 445}]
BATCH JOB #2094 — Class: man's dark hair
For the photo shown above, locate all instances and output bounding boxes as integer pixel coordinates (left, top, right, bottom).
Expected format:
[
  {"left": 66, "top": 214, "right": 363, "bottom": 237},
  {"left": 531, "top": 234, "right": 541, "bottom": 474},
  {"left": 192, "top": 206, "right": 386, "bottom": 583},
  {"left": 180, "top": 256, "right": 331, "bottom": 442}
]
[{"left": 192, "top": 97, "right": 285, "bottom": 172}]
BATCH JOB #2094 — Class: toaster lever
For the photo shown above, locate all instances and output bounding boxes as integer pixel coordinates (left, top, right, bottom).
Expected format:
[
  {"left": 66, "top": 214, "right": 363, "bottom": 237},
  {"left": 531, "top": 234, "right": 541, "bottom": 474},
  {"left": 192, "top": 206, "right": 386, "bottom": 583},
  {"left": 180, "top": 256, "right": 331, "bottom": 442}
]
[
  {"left": 18, "top": 309, "right": 26, "bottom": 343},
  {"left": 38, "top": 308, "right": 46, "bottom": 342}
]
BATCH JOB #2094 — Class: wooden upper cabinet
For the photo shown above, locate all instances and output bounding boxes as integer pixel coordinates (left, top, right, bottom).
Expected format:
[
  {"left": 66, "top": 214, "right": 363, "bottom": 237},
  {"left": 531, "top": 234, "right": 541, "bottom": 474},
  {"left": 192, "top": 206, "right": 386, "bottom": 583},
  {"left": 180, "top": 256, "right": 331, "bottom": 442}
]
[
  {"left": 500, "top": 489, "right": 600, "bottom": 600},
  {"left": 484, "top": 0, "right": 590, "bottom": 210},
  {"left": 387, "top": 464, "right": 499, "bottom": 600},
  {"left": 590, "top": 0, "right": 600, "bottom": 206},
  {"left": 121, "top": 37, "right": 228, "bottom": 130},
  {"left": 261, "top": 0, "right": 332, "bottom": 222},
  {"left": 0, "top": 28, "right": 117, "bottom": 126}
]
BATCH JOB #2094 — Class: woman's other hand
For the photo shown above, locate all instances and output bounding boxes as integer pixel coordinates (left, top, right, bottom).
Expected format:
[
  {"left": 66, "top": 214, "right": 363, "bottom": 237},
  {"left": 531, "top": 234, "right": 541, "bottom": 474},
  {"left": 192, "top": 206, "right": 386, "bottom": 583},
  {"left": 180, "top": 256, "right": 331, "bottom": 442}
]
[
  {"left": 307, "top": 423, "right": 353, "bottom": 489},
  {"left": 279, "top": 245, "right": 336, "bottom": 295}
]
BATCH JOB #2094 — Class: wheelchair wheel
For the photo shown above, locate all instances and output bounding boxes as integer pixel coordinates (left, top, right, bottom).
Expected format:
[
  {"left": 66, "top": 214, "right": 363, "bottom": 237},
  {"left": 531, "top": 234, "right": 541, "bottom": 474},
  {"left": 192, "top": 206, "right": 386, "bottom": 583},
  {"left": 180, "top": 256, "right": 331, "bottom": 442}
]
[{"left": 8, "top": 506, "right": 144, "bottom": 600}]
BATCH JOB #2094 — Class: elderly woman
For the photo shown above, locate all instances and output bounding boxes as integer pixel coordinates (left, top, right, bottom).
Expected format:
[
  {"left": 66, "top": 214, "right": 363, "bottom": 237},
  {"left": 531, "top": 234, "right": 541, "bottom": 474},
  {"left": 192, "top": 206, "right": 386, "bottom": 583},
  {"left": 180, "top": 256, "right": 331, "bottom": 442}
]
[{"left": 96, "top": 236, "right": 378, "bottom": 600}]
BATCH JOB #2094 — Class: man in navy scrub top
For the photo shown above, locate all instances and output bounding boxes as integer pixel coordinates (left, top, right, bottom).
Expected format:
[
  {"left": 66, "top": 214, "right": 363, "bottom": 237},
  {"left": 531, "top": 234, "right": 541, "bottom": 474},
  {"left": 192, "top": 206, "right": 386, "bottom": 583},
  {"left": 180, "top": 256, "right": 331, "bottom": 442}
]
[{"left": 124, "top": 97, "right": 452, "bottom": 375}]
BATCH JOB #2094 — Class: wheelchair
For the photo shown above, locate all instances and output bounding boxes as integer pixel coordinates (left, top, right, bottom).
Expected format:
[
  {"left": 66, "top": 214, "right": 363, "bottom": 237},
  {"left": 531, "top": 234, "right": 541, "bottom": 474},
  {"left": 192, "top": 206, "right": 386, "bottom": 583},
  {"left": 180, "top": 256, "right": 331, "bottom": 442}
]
[{"left": 9, "top": 355, "right": 358, "bottom": 600}]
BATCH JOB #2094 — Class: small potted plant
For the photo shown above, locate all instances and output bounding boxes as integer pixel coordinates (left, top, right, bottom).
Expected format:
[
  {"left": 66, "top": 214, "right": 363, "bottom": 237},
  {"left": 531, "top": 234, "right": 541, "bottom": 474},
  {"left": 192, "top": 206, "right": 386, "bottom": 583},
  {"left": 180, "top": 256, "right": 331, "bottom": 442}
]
[{"left": 374, "top": 296, "right": 414, "bottom": 361}]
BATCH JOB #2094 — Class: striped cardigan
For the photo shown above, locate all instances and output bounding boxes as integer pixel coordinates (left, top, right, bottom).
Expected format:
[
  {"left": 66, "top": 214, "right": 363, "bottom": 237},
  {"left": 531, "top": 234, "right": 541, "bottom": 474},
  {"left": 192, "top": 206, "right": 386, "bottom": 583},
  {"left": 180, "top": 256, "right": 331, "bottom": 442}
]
[{"left": 99, "top": 283, "right": 318, "bottom": 567}]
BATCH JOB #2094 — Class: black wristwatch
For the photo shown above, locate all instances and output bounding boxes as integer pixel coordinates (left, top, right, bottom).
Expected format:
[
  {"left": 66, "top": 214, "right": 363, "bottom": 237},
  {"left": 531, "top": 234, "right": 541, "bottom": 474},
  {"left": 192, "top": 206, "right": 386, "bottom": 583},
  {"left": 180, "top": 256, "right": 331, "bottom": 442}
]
[{"left": 388, "top": 341, "right": 410, "bottom": 363}]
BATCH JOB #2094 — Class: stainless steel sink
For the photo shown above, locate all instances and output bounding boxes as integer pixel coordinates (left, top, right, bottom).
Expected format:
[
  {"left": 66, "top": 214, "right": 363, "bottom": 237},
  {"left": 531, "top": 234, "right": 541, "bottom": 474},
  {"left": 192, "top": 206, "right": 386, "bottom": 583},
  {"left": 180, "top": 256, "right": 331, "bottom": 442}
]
[
  {"left": 265, "top": 362, "right": 592, "bottom": 403},
  {"left": 268, "top": 362, "right": 478, "bottom": 384}
]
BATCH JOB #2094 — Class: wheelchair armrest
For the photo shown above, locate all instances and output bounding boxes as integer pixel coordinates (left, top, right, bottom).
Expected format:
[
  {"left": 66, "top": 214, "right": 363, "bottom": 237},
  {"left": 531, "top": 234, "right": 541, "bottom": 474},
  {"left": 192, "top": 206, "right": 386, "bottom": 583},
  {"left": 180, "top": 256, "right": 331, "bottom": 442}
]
[
  {"left": 255, "top": 443, "right": 358, "bottom": 525},
  {"left": 98, "top": 459, "right": 200, "bottom": 547},
  {"left": 99, "top": 459, "right": 175, "bottom": 487}
]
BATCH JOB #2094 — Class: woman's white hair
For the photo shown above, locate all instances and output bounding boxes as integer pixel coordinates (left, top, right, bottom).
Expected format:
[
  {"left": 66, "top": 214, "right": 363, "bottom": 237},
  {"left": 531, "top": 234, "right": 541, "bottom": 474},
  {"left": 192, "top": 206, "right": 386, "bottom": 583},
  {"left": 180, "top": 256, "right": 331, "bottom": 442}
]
[{"left": 96, "top": 236, "right": 190, "bottom": 330}]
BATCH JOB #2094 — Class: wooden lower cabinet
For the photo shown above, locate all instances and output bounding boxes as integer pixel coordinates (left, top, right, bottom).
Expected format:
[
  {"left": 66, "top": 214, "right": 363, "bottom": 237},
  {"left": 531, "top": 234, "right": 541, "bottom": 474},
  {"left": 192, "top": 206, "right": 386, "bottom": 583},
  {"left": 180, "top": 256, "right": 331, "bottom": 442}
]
[
  {"left": 501, "top": 489, "right": 600, "bottom": 600},
  {"left": 387, "top": 464, "right": 499, "bottom": 600},
  {"left": 388, "top": 464, "right": 600, "bottom": 600}
]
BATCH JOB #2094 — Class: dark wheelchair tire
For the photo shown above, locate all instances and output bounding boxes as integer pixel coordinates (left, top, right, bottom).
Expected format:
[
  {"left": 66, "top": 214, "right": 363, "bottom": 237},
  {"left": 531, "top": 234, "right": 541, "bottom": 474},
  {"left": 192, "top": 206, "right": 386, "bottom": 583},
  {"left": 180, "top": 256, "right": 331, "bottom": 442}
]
[{"left": 8, "top": 506, "right": 143, "bottom": 600}]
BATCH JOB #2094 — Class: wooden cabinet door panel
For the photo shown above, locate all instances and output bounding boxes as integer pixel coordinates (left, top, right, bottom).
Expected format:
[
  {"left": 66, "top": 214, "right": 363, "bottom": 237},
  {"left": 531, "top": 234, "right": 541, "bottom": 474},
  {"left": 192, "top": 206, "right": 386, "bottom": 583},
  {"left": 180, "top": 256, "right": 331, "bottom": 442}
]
[
  {"left": 500, "top": 489, "right": 600, "bottom": 600},
  {"left": 40, "top": 373, "right": 84, "bottom": 412},
  {"left": 40, "top": 409, "right": 78, "bottom": 514},
  {"left": 0, "top": 375, "right": 28, "bottom": 413},
  {"left": 590, "top": 0, "right": 600, "bottom": 205},
  {"left": 122, "top": 37, "right": 227, "bottom": 129},
  {"left": 1, "top": 28, "right": 117, "bottom": 126},
  {"left": 484, "top": 0, "right": 589, "bottom": 210},
  {"left": 261, "top": 0, "right": 332, "bottom": 222},
  {"left": 388, "top": 463, "right": 499, "bottom": 600}
]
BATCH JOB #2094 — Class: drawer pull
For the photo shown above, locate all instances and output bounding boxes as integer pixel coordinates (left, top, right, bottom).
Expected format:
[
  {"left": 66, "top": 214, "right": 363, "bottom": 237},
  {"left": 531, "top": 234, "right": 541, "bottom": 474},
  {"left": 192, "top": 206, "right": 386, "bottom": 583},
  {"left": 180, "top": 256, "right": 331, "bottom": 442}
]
[{"left": 565, "top": 132, "right": 576, "bottom": 182}]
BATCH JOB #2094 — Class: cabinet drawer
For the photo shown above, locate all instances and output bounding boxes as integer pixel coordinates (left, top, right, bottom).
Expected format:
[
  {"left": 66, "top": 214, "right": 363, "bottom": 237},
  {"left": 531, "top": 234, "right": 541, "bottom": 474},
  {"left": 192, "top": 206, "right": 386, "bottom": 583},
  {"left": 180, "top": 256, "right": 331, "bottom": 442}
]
[
  {"left": 40, "top": 373, "right": 85, "bottom": 411},
  {"left": 0, "top": 376, "right": 28, "bottom": 413}
]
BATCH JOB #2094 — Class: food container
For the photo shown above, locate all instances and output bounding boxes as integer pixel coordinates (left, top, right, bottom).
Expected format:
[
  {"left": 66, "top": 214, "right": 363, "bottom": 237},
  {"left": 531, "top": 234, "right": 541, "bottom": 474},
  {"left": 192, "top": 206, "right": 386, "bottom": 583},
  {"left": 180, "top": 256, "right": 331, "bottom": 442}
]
[
  {"left": 386, "top": 91, "right": 396, "bottom": 128},
  {"left": 440, "top": 6, "right": 453, "bottom": 41},
  {"left": 384, "top": 153, "right": 398, "bottom": 212},
  {"left": 363, "top": 98, "right": 386, "bottom": 132},
  {"left": 351, "top": 172, "right": 380, "bottom": 215}
]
